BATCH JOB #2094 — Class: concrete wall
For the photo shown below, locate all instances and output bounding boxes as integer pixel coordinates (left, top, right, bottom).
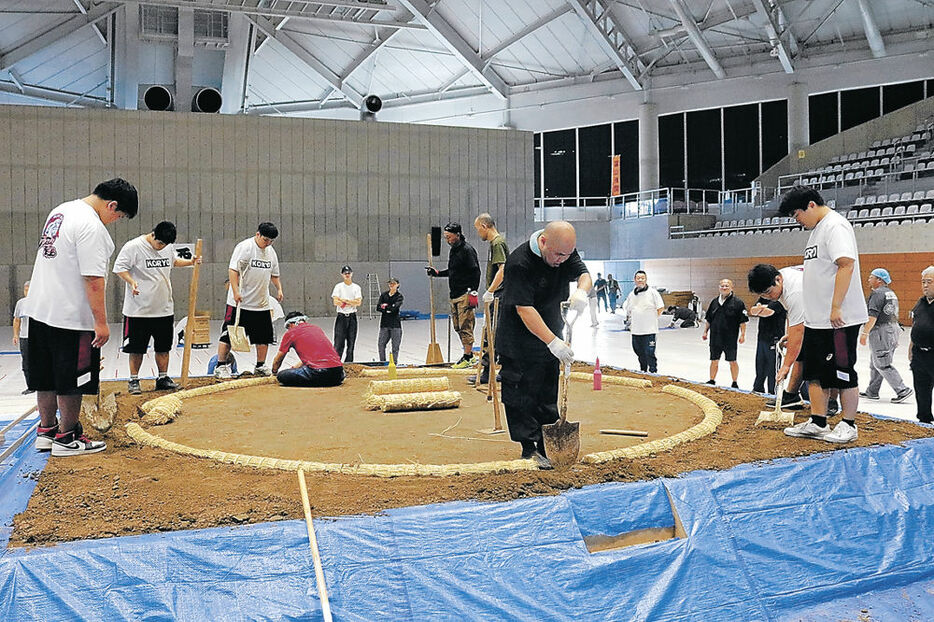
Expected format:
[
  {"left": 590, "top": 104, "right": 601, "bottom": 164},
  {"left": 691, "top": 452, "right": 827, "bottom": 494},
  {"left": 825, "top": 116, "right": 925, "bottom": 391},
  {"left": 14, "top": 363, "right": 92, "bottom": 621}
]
[{"left": 0, "top": 106, "right": 534, "bottom": 323}]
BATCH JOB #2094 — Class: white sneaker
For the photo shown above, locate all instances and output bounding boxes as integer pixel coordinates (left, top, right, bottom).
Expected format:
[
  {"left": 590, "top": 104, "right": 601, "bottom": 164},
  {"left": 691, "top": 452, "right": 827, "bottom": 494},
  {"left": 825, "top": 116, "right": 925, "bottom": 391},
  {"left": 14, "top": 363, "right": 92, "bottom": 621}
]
[
  {"left": 254, "top": 364, "right": 272, "bottom": 377},
  {"left": 51, "top": 423, "right": 106, "bottom": 457},
  {"left": 783, "top": 420, "right": 830, "bottom": 439},
  {"left": 214, "top": 364, "right": 232, "bottom": 380},
  {"left": 823, "top": 421, "right": 858, "bottom": 444}
]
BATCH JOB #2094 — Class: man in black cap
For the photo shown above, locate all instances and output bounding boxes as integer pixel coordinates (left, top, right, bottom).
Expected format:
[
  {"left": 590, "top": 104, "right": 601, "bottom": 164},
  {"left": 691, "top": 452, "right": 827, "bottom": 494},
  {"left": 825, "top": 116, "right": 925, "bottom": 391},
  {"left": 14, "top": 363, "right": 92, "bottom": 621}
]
[
  {"left": 427, "top": 222, "right": 481, "bottom": 368},
  {"left": 331, "top": 265, "right": 362, "bottom": 362}
]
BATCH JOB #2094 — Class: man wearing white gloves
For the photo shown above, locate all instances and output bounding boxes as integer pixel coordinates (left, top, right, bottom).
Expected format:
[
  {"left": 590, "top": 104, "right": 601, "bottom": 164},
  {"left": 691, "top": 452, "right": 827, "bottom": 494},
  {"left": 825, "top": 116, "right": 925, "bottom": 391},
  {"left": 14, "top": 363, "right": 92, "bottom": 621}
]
[
  {"left": 469, "top": 213, "right": 509, "bottom": 385},
  {"left": 495, "top": 221, "right": 591, "bottom": 469}
]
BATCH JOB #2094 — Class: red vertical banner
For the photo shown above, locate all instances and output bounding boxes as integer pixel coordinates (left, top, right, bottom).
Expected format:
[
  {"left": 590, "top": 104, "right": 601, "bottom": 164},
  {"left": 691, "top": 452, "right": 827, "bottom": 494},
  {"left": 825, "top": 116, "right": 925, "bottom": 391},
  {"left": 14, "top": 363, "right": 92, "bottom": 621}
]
[{"left": 610, "top": 155, "right": 621, "bottom": 196}]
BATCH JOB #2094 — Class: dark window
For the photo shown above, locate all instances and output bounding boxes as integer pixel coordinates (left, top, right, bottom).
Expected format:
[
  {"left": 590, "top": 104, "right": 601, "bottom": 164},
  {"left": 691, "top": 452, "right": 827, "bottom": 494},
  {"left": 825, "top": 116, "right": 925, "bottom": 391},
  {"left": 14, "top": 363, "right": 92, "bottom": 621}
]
[
  {"left": 761, "top": 99, "right": 788, "bottom": 171},
  {"left": 841, "top": 86, "right": 880, "bottom": 131},
  {"left": 578, "top": 124, "right": 611, "bottom": 198},
  {"left": 542, "top": 129, "right": 576, "bottom": 198},
  {"left": 883, "top": 81, "right": 925, "bottom": 114},
  {"left": 658, "top": 113, "right": 684, "bottom": 189},
  {"left": 723, "top": 104, "right": 759, "bottom": 190},
  {"left": 928, "top": 79, "right": 934, "bottom": 98},
  {"left": 809, "top": 92, "right": 838, "bottom": 143},
  {"left": 534, "top": 133, "right": 541, "bottom": 199},
  {"left": 613, "top": 120, "right": 639, "bottom": 194},
  {"left": 686, "top": 108, "right": 721, "bottom": 190}
]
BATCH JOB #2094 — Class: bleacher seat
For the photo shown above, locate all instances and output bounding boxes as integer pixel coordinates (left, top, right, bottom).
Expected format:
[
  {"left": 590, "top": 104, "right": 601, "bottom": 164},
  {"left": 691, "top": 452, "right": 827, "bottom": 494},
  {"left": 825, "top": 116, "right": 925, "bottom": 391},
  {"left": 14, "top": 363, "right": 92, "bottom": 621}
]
[
  {"left": 913, "top": 191, "right": 925, "bottom": 201},
  {"left": 844, "top": 172, "right": 854, "bottom": 182},
  {"left": 901, "top": 220, "right": 913, "bottom": 226},
  {"left": 881, "top": 206, "right": 893, "bottom": 217},
  {"left": 870, "top": 158, "right": 879, "bottom": 167},
  {"left": 926, "top": 189, "right": 934, "bottom": 200},
  {"left": 753, "top": 218, "right": 762, "bottom": 226},
  {"left": 893, "top": 205, "right": 906, "bottom": 216},
  {"left": 762, "top": 217, "right": 771, "bottom": 225},
  {"left": 886, "top": 220, "right": 898, "bottom": 226},
  {"left": 900, "top": 192, "right": 913, "bottom": 202},
  {"left": 854, "top": 171, "right": 864, "bottom": 181},
  {"left": 857, "top": 209, "right": 869, "bottom": 219},
  {"left": 888, "top": 193, "right": 900, "bottom": 203},
  {"left": 885, "top": 147, "right": 896, "bottom": 156},
  {"left": 880, "top": 157, "right": 890, "bottom": 165},
  {"left": 853, "top": 222, "right": 863, "bottom": 228},
  {"left": 907, "top": 204, "right": 920, "bottom": 216},
  {"left": 903, "top": 163, "right": 916, "bottom": 177},
  {"left": 854, "top": 196, "right": 865, "bottom": 206},
  {"left": 846, "top": 209, "right": 857, "bottom": 219},
  {"left": 729, "top": 220, "right": 737, "bottom": 227},
  {"left": 920, "top": 203, "right": 933, "bottom": 214},
  {"left": 869, "top": 208, "right": 881, "bottom": 218},
  {"left": 871, "top": 140, "right": 881, "bottom": 148},
  {"left": 865, "top": 195, "right": 876, "bottom": 205},
  {"left": 714, "top": 221, "right": 723, "bottom": 228}
]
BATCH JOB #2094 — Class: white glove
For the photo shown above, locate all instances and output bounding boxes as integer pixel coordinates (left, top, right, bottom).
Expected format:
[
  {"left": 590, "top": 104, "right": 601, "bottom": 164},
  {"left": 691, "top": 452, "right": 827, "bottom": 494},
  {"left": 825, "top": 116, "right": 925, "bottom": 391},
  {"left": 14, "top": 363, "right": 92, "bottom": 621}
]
[
  {"left": 547, "top": 337, "right": 575, "bottom": 367},
  {"left": 568, "top": 288, "right": 588, "bottom": 315},
  {"left": 482, "top": 289, "right": 494, "bottom": 303}
]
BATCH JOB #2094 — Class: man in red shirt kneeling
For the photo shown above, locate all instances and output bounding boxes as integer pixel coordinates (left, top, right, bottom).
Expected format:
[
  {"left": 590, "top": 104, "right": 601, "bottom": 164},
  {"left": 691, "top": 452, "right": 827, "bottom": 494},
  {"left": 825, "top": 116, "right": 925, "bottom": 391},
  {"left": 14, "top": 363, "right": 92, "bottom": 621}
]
[{"left": 271, "top": 312, "right": 345, "bottom": 387}]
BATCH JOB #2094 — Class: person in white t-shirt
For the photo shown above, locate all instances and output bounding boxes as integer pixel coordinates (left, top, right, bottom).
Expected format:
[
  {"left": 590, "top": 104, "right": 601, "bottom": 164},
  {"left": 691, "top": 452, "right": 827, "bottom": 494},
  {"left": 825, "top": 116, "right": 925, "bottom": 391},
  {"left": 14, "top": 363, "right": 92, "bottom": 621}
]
[
  {"left": 214, "top": 222, "right": 284, "bottom": 379},
  {"left": 622, "top": 270, "right": 665, "bottom": 373},
  {"left": 23, "top": 178, "right": 138, "bottom": 457},
  {"left": 113, "top": 221, "right": 201, "bottom": 395},
  {"left": 331, "top": 265, "right": 363, "bottom": 362},
  {"left": 11, "top": 281, "right": 31, "bottom": 394},
  {"left": 777, "top": 186, "right": 868, "bottom": 444},
  {"left": 748, "top": 264, "right": 808, "bottom": 409}
]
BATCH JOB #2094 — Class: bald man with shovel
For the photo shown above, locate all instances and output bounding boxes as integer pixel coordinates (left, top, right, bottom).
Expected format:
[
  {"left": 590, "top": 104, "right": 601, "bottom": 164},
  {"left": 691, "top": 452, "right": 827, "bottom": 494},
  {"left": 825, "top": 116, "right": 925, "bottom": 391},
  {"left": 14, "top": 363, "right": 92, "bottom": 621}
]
[{"left": 495, "top": 221, "right": 591, "bottom": 469}]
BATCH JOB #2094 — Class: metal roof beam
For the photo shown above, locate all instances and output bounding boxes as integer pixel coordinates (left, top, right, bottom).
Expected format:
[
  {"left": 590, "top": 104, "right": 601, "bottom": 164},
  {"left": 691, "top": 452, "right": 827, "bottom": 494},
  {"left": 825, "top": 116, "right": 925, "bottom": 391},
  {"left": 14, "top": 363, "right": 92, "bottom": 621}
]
[
  {"left": 0, "top": 2, "right": 119, "bottom": 71},
  {"left": 752, "top": 0, "right": 794, "bottom": 73},
  {"left": 668, "top": 0, "right": 725, "bottom": 79},
  {"left": 566, "top": 0, "right": 643, "bottom": 91},
  {"left": 481, "top": 6, "right": 571, "bottom": 68},
  {"left": 339, "top": 27, "right": 402, "bottom": 85},
  {"left": 395, "top": 0, "right": 508, "bottom": 100},
  {"left": 856, "top": 0, "right": 886, "bottom": 58},
  {"left": 0, "top": 78, "right": 111, "bottom": 108},
  {"left": 246, "top": 14, "right": 364, "bottom": 107}
]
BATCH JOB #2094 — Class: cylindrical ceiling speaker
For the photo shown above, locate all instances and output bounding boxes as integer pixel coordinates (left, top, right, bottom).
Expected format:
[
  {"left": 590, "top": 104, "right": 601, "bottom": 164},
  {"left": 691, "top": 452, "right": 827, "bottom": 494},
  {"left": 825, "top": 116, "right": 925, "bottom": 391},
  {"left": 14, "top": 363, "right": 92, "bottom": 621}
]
[
  {"left": 360, "top": 94, "right": 382, "bottom": 121},
  {"left": 430, "top": 226, "right": 442, "bottom": 257},
  {"left": 192, "top": 87, "right": 222, "bottom": 113},
  {"left": 143, "top": 85, "right": 174, "bottom": 111}
]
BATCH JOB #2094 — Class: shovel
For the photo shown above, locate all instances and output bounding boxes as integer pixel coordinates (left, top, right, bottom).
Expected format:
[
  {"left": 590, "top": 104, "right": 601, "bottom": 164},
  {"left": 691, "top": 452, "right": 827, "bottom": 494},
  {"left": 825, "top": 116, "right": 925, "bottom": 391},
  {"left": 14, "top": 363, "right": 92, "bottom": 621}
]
[
  {"left": 756, "top": 344, "right": 795, "bottom": 426},
  {"left": 542, "top": 301, "right": 580, "bottom": 467},
  {"left": 84, "top": 389, "right": 118, "bottom": 434}
]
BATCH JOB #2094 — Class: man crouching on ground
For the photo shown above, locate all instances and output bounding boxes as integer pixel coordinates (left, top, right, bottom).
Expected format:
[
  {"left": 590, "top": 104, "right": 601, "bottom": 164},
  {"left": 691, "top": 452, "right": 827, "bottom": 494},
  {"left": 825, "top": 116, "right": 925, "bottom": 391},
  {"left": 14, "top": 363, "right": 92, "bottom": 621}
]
[{"left": 271, "top": 312, "right": 345, "bottom": 387}]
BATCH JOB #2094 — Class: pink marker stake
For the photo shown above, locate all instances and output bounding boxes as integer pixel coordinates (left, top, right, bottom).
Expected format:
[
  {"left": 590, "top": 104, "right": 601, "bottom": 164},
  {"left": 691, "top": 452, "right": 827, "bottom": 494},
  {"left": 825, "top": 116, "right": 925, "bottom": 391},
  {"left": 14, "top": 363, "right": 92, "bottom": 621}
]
[{"left": 593, "top": 357, "right": 602, "bottom": 391}]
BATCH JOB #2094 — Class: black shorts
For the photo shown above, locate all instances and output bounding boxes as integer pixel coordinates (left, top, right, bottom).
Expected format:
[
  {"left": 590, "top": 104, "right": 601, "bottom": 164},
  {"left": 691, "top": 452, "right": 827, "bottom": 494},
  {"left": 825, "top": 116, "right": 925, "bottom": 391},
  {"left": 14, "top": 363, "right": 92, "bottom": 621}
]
[
  {"left": 219, "top": 305, "right": 274, "bottom": 345},
  {"left": 709, "top": 340, "right": 738, "bottom": 362},
  {"left": 26, "top": 318, "right": 100, "bottom": 396},
  {"left": 801, "top": 325, "right": 860, "bottom": 389},
  {"left": 122, "top": 315, "right": 174, "bottom": 354}
]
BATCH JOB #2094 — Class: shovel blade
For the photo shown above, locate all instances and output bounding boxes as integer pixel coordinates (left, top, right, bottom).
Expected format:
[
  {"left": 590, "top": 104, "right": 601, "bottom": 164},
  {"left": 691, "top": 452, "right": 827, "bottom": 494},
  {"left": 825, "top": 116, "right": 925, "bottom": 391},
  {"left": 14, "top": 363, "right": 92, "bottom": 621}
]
[{"left": 542, "top": 419, "right": 580, "bottom": 468}]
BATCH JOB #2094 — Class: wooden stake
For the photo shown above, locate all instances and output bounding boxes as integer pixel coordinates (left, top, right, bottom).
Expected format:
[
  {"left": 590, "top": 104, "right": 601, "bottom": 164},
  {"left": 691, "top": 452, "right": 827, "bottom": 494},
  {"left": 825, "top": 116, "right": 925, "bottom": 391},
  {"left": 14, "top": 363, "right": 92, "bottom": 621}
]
[
  {"left": 297, "top": 469, "right": 333, "bottom": 622},
  {"left": 181, "top": 239, "right": 203, "bottom": 385},
  {"left": 599, "top": 429, "right": 649, "bottom": 437}
]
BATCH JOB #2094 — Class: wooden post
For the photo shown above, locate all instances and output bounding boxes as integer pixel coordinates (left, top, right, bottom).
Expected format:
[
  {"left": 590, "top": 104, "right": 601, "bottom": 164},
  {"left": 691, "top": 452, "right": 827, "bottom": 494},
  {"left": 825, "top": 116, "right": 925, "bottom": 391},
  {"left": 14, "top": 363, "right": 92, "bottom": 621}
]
[
  {"left": 180, "top": 238, "right": 203, "bottom": 385},
  {"left": 297, "top": 469, "right": 333, "bottom": 622}
]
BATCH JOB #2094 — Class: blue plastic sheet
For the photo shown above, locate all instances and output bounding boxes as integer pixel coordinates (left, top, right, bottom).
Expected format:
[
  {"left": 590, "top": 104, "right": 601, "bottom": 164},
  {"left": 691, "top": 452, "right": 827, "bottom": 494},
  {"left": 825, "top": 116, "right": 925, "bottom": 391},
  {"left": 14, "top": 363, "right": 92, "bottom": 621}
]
[
  {"left": 0, "top": 414, "right": 45, "bottom": 548},
  {"left": 3, "top": 438, "right": 934, "bottom": 620}
]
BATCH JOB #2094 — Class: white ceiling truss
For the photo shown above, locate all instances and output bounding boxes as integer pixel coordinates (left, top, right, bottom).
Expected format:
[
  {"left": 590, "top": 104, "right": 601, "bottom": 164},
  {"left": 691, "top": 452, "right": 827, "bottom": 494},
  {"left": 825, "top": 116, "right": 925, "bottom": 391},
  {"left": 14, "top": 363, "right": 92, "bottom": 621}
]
[{"left": 0, "top": 0, "right": 930, "bottom": 118}]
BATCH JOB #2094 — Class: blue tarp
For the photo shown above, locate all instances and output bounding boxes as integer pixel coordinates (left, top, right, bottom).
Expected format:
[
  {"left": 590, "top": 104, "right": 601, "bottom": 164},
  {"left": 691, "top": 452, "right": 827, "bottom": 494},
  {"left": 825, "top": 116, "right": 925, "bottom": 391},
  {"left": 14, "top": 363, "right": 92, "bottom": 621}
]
[{"left": 3, "top": 438, "right": 934, "bottom": 620}]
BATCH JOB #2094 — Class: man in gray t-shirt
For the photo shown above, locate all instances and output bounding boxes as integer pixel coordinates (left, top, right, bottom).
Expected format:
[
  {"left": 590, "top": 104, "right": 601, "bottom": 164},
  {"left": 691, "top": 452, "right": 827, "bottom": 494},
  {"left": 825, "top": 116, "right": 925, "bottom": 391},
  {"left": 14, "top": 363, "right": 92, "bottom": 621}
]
[{"left": 860, "top": 268, "right": 912, "bottom": 402}]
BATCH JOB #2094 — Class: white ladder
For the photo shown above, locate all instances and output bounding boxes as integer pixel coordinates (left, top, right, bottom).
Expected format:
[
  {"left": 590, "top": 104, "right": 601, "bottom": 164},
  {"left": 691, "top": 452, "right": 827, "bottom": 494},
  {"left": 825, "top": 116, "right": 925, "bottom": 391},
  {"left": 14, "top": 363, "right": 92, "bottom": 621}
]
[{"left": 365, "top": 273, "right": 381, "bottom": 319}]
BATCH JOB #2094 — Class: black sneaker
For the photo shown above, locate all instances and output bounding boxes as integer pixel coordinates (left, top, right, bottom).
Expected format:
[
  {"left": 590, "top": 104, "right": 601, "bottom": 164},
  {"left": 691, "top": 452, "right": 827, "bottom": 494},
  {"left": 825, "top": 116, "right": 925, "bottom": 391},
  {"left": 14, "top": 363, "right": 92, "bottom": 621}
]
[
  {"left": 21, "top": 388, "right": 35, "bottom": 395},
  {"left": 826, "top": 398, "right": 839, "bottom": 417},
  {"left": 892, "top": 388, "right": 914, "bottom": 403},
  {"left": 706, "top": 379, "right": 716, "bottom": 385},
  {"left": 155, "top": 376, "right": 181, "bottom": 391},
  {"left": 51, "top": 423, "right": 106, "bottom": 457},
  {"left": 128, "top": 379, "right": 142, "bottom": 395},
  {"left": 859, "top": 391, "right": 880, "bottom": 400},
  {"left": 766, "top": 391, "right": 806, "bottom": 410},
  {"left": 731, "top": 381, "right": 739, "bottom": 389},
  {"left": 35, "top": 423, "right": 58, "bottom": 452},
  {"left": 466, "top": 372, "right": 490, "bottom": 385}
]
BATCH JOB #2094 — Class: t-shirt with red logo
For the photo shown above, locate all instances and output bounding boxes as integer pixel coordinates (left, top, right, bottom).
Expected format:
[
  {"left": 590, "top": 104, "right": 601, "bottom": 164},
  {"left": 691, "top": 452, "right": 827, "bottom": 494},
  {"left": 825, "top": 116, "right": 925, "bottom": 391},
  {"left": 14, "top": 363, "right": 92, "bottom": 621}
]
[{"left": 279, "top": 323, "right": 342, "bottom": 369}]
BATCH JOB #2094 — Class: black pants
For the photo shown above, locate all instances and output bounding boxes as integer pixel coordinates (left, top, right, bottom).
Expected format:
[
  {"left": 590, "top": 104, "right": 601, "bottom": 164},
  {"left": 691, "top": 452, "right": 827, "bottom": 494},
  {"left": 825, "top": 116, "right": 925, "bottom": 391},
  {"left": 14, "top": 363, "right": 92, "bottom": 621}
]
[
  {"left": 499, "top": 355, "right": 560, "bottom": 447},
  {"left": 631, "top": 334, "right": 657, "bottom": 373},
  {"left": 277, "top": 365, "right": 345, "bottom": 387},
  {"left": 911, "top": 346, "right": 934, "bottom": 423},
  {"left": 597, "top": 292, "right": 608, "bottom": 312},
  {"left": 480, "top": 294, "right": 503, "bottom": 374},
  {"left": 19, "top": 337, "right": 29, "bottom": 385},
  {"left": 754, "top": 340, "right": 777, "bottom": 394},
  {"left": 333, "top": 313, "right": 358, "bottom": 362}
]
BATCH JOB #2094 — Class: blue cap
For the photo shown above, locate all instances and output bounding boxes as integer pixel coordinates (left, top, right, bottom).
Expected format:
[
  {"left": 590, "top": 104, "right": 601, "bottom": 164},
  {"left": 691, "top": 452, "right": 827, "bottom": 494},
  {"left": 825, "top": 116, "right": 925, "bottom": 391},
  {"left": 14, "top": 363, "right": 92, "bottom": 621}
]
[{"left": 870, "top": 268, "right": 891, "bottom": 284}]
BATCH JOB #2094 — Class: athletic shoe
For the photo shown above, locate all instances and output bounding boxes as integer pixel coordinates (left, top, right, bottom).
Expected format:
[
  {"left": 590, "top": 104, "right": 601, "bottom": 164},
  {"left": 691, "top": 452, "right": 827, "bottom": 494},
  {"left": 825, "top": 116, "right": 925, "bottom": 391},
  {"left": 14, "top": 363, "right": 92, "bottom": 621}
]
[
  {"left": 859, "top": 391, "right": 880, "bottom": 400},
  {"left": 892, "top": 388, "right": 914, "bottom": 403},
  {"left": 826, "top": 398, "right": 839, "bottom": 417},
  {"left": 452, "top": 355, "right": 473, "bottom": 369},
  {"left": 730, "top": 381, "right": 739, "bottom": 389},
  {"left": 35, "top": 424, "right": 58, "bottom": 452},
  {"left": 823, "top": 421, "right": 858, "bottom": 444},
  {"left": 767, "top": 392, "right": 806, "bottom": 410},
  {"left": 783, "top": 420, "right": 830, "bottom": 440},
  {"left": 214, "top": 364, "right": 232, "bottom": 380},
  {"left": 254, "top": 364, "right": 272, "bottom": 377},
  {"left": 706, "top": 379, "right": 715, "bottom": 385},
  {"left": 51, "top": 423, "right": 106, "bottom": 457},
  {"left": 531, "top": 452, "right": 553, "bottom": 470},
  {"left": 127, "top": 379, "right": 142, "bottom": 395},
  {"left": 155, "top": 376, "right": 181, "bottom": 391},
  {"left": 21, "top": 388, "right": 34, "bottom": 395},
  {"left": 466, "top": 373, "right": 489, "bottom": 385}
]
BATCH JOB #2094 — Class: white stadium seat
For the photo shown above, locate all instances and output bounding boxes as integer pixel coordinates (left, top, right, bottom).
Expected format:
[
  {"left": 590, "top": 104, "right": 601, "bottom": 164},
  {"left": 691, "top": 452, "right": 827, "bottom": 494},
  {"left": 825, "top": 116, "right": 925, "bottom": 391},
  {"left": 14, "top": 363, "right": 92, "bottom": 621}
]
[{"left": 893, "top": 205, "right": 906, "bottom": 216}]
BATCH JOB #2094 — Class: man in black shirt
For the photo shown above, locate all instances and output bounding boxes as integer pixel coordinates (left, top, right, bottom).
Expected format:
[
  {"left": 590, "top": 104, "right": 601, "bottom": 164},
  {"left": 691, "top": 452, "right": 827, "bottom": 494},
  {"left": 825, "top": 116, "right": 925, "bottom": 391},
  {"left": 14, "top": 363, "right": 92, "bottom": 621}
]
[
  {"left": 910, "top": 266, "right": 934, "bottom": 423},
  {"left": 594, "top": 273, "right": 608, "bottom": 313},
  {"left": 703, "top": 279, "right": 748, "bottom": 388},
  {"left": 496, "top": 221, "right": 591, "bottom": 469},
  {"left": 427, "top": 222, "right": 481, "bottom": 368},
  {"left": 749, "top": 297, "right": 786, "bottom": 394},
  {"left": 377, "top": 277, "right": 404, "bottom": 364}
]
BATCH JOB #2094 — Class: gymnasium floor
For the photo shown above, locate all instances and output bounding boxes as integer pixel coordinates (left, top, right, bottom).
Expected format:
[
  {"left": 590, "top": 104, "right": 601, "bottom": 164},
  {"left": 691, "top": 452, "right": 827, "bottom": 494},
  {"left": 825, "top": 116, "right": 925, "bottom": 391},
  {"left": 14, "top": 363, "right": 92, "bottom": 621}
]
[{"left": 0, "top": 308, "right": 920, "bottom": 423}]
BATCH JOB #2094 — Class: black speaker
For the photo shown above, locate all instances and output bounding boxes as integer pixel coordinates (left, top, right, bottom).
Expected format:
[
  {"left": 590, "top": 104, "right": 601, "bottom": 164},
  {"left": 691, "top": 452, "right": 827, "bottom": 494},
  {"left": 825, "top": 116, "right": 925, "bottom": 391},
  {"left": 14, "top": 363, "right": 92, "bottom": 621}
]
[{"left": 431, "top": 226, "right": 441, "bottom": 256}]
